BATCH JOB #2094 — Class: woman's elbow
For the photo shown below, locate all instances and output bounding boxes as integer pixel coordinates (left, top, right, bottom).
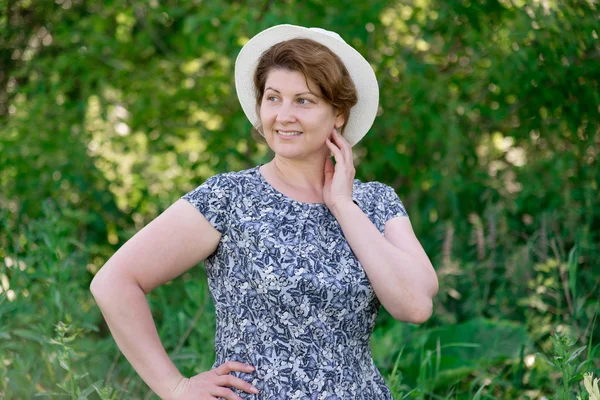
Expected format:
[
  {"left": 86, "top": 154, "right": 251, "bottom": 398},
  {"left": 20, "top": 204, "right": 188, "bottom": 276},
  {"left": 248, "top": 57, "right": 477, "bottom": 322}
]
[
  {"left": 90, "top": 273, "right": 109, "bottom": 300},
  {"left": 89, "top": 267, "right": 123, "bottom": 298},
  {"left": 409, "top": 299, "right": 434, "bottom": 324},
  {"left": 390, "top": 296, "right": 434, "bottom": 324}
]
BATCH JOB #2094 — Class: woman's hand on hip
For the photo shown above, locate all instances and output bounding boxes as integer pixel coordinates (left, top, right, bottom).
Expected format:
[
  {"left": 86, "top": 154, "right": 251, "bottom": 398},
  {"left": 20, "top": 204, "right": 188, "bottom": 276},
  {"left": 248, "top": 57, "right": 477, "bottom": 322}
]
[
  {"left": 324, "top": 128, "right": 355, "bottom": 214},
  {"left": 169, "top": 361, "right": 259, "bottom": 400}
]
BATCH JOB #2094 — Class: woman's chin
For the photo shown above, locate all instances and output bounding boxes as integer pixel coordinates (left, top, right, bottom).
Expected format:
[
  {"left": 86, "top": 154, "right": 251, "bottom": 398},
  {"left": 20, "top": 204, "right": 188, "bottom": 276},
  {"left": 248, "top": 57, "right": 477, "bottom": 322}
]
[
  {"left": 272, "top": 148, "right": 306, "bottom": 160},
  {"left": 272, "top": 147, "right": 328, "bottom": 161},
  {"left": 266, "top": 138, "right": 328, "bottom": 160}
]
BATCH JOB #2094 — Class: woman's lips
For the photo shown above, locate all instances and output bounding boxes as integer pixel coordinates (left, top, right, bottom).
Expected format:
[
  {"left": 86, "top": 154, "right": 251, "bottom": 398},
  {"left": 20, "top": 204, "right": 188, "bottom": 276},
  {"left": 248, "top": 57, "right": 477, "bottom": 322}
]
[{"left": 276, "top": 130, "right": 303, "bottom": 139}]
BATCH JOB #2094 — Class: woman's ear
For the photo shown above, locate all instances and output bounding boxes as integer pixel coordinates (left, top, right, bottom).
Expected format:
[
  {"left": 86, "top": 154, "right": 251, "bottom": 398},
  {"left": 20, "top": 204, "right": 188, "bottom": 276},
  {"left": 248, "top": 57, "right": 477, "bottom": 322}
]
[{"left": 334, "top": 111, "right": 345, "bottom": 130}]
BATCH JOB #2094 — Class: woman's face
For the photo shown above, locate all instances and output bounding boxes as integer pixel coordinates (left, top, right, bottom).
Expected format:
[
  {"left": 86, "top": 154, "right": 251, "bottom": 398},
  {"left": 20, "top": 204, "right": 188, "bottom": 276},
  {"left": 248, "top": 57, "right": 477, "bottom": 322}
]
[{"left": 259, "top": 68, "right": 344, "bottom": 161}]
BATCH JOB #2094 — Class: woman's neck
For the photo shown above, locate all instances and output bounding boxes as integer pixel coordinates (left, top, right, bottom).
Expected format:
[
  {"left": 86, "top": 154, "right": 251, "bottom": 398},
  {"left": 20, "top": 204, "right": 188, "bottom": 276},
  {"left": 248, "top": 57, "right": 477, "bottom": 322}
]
[{"left": 268, "top": 154, "right": 327, "bottom": 192}]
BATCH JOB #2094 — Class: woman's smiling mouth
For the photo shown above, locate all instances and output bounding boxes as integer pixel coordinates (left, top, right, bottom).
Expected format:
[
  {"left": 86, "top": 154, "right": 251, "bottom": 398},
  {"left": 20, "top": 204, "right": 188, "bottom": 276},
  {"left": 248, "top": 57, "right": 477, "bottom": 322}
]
[{"left": 276, "top": 130, "right": 303, "bottom": 137}]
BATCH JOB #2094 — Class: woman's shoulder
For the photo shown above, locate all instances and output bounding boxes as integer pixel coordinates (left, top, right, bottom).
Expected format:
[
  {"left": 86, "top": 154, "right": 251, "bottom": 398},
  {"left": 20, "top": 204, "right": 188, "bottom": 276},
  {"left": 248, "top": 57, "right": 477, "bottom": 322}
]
[
  {"left": 353, "top": 178, "right": 408, "bottom": 224},
  {"left": 201, "top": 166, "right": 261, "bottom": 187},
  {"left": 353, "top": 178, "right": 397, "bottom": 199}
]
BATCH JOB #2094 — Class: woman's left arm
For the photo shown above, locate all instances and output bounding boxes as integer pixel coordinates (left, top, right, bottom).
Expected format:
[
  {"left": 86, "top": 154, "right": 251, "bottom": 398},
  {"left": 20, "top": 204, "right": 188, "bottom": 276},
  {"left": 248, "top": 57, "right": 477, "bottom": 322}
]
[
  {"left": 324, "top": 130, "right": 438, "bottom": 324},
  {"left": 332, "top": 202, "right": 438, "bottom": 323}
]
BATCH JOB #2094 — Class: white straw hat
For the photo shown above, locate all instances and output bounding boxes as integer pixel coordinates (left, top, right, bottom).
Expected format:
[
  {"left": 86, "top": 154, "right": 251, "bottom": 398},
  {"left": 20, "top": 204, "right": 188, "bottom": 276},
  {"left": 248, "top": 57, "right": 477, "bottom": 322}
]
[{"left": 234, "top": 24, "right": 379, "bottom": 147}]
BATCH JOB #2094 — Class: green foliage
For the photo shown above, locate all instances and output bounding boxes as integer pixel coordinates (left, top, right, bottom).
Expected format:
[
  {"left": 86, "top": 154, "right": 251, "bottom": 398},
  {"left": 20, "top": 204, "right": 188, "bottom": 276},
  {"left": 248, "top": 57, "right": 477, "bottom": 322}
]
[
  {"left": 544, "top": 332, "right": 587, "bottom": 399},
  {"left": 373, "top": 319, "right": 530, "bottom": 398},
  {"left": 417, "top": 319, "right": 530, "bottom": 389},
  {"left": 0, "top": 201, "right": 103, "bottom": 398},
  {"left": 40, "top": 321, "right": 117, "bottom": 399},
  {"left": 1, "top": 0, "right": 599, "bottom": 398}
]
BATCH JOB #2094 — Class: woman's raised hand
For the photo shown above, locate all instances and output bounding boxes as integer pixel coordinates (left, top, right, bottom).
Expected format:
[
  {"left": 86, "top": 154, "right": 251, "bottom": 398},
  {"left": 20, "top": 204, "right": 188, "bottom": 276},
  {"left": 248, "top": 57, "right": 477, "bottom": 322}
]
[
  {"left": 170, "top": 361, "right": 259, "bottom": 400},
  {"left": 323, "top": 128, "right": 355, "bottom": 214}
]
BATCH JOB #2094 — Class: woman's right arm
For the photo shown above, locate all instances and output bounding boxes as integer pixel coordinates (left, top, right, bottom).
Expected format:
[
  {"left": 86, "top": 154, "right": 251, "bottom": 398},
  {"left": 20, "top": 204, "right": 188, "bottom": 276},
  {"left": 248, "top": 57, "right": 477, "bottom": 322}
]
[{"left": 90, "top": 199, "right": 222, "bottom": 399}]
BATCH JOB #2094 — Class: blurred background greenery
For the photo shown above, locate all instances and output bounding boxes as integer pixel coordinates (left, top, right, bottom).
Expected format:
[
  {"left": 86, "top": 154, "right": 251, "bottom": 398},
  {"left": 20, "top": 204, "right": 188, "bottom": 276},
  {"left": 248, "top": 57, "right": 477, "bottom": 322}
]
[{"left": 1, "top": 0, "right": 598, "bottom": 398}]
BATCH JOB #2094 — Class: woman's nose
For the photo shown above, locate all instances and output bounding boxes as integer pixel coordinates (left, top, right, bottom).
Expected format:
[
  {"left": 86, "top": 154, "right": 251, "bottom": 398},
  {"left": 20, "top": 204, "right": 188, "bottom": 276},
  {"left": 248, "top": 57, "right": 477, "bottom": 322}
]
[{"left": 275, "top": 102, "right": 296, "bottom": 123}]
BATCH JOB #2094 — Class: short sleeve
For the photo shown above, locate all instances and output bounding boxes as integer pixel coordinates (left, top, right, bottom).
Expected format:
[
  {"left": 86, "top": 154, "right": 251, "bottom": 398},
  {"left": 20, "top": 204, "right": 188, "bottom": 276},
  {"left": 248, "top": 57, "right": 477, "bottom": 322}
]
[
  {"left": 378, "top": 183, "right": 408, "bottom": 224},
  {"left": 181, "top": 175, "right": 231, "bottom": 233}
]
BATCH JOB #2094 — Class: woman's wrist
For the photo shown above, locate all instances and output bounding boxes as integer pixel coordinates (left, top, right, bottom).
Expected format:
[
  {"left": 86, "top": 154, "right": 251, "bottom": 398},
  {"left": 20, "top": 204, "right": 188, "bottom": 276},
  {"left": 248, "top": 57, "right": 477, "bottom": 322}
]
[
  {"left": 164, "top": 375, "right": 189, "bottom": 400},
  {"left": 329, "top": 198, "right": 358, "bottom": 219}
]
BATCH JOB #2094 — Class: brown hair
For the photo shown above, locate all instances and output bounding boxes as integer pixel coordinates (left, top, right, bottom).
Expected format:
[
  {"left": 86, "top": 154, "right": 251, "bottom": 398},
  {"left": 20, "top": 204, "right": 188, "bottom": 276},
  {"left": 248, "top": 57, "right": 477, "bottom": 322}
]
[{"left": 252, "top": 38, "right": 358, "bottom": 142}]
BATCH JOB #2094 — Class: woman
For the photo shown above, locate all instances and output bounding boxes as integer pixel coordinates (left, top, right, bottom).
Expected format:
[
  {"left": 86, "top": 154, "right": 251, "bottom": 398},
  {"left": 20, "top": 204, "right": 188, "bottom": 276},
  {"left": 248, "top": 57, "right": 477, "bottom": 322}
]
[{"left": 90, "top": 24, "right": 438, "bottom": 400}]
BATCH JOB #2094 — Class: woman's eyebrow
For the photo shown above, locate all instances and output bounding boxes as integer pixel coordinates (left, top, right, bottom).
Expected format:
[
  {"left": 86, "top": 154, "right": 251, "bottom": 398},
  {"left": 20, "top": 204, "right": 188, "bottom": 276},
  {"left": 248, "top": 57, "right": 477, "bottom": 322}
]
[{"left": 265, "top": 87, "right": 317, "bottom": 97}]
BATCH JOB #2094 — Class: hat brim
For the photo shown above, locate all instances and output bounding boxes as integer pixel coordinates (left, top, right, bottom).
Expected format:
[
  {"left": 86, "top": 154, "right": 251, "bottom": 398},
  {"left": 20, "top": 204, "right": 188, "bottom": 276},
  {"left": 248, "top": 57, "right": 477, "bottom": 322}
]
[{"left": 234, "top": 24, "right": 379, "bottom": 147}]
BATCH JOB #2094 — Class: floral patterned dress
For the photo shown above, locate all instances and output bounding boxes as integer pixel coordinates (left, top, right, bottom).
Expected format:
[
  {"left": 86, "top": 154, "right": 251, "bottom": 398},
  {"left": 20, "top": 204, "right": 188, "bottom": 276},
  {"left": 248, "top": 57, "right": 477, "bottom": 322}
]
[{"left": 181, "top": 165, "right": 407, "bottom": 399}]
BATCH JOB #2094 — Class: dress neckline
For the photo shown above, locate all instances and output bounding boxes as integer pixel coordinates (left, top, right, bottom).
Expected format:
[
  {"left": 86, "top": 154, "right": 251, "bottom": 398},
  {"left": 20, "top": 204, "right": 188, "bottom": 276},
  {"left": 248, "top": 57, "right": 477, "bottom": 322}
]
[{"left": 254, "top": 165, "right": 329, "bottom": 209}]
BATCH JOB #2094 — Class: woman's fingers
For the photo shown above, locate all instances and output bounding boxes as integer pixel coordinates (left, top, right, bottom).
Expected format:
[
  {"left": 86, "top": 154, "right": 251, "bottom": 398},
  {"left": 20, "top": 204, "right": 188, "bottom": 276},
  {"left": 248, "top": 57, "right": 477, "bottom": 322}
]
[
  {"left": 211, "top": 361, "right": 259, "bottom": 397},
  {"left": 325, "top": 137, "right": 345, "bottom": 166},
  {"left": 216, "top": 374, "right": 260, "bottom": 395},
  {"left": 332, "top": 129, "right": 352, "bottom": 165},
  {"left": 215, "top": 361, "right": 255, "bottom": 375},
  {"left": 174, "top": 362, "right": 259, "bottom": 400}
]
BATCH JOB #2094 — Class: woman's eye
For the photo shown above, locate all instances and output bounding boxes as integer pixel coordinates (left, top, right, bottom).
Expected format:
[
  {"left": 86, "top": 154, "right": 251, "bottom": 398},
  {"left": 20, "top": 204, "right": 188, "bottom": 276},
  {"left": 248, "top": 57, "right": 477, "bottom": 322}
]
[
  {"left": 266, "top": 96, "right": 278, "bottom": 102},
  {"left": 297, "top": 98, "right": 312, "bottom": 105}
]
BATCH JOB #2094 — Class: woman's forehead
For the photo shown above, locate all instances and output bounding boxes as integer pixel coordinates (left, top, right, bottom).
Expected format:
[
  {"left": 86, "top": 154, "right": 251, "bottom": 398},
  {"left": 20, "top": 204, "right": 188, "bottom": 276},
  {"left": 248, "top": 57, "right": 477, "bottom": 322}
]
[{"left": 264, "top": 69, "right": 322, "bottom": 96}]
